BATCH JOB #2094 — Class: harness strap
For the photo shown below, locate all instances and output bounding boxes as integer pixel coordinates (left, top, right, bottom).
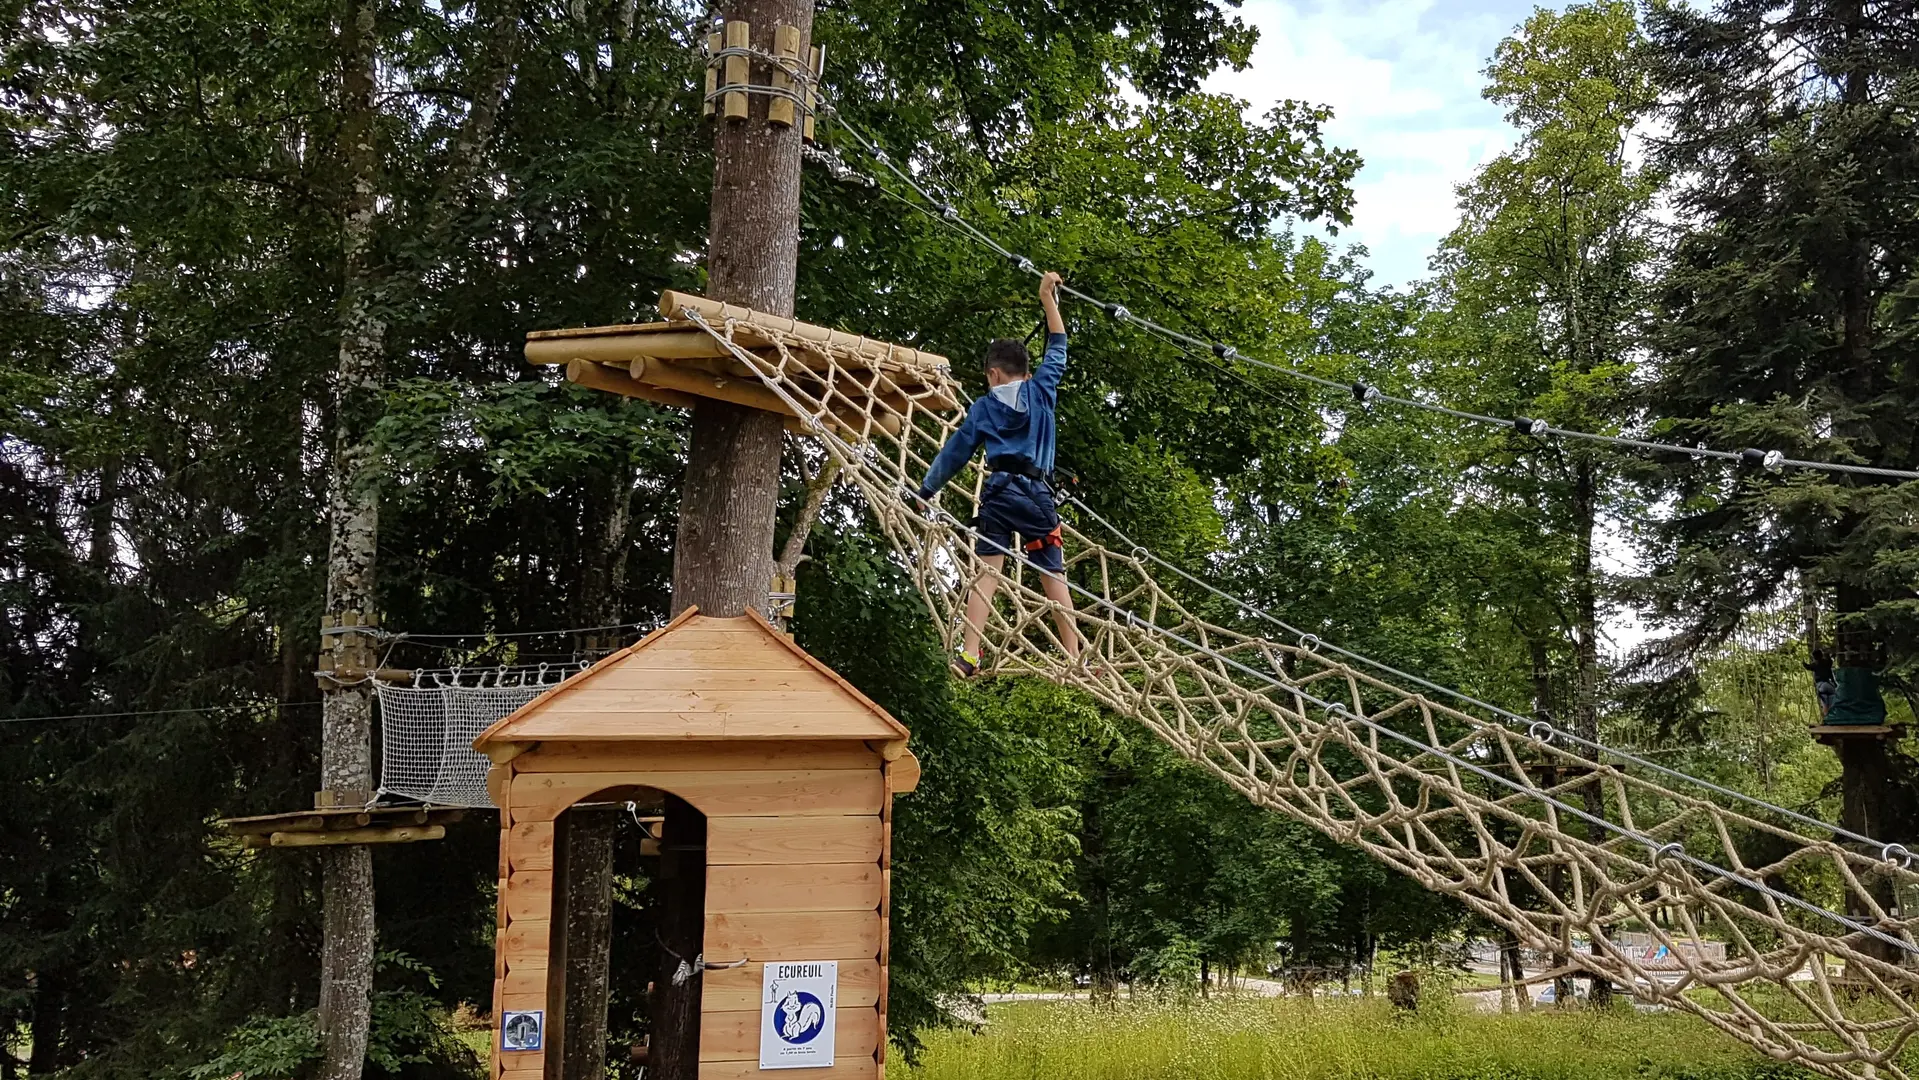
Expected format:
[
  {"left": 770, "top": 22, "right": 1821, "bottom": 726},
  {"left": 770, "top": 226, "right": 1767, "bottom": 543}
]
[{"left": 1024, "top": 524, "right": 1064, "bottom": 551}]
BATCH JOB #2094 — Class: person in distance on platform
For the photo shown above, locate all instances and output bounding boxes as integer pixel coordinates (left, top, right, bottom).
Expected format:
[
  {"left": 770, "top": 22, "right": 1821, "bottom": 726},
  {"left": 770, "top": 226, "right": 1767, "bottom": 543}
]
[
  {"left": 909, "top": 270, "right": 1083, "bottom": 678},
  {"left": 1805, "top": 649, "right": 1836, "bottom": 718}
]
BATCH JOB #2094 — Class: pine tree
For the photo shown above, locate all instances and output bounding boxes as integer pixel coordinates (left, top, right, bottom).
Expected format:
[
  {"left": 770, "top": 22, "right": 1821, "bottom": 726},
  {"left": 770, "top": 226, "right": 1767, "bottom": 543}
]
[{"left": 1642, "top": 0, "right": 1919, "bottom": 951}]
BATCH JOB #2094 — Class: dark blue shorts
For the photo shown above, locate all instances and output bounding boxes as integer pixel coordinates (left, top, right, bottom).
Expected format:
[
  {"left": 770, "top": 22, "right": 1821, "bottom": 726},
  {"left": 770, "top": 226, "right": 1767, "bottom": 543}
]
[{"left": 974, "top": 473, "right": 1064, "bottom": 574}]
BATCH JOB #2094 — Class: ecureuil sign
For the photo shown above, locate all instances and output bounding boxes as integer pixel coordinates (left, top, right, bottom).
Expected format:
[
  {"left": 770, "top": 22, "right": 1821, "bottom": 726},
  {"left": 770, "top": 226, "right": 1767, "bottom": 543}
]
[{"left": 760, "top": 961, "right": 838, "bottom": 1069}]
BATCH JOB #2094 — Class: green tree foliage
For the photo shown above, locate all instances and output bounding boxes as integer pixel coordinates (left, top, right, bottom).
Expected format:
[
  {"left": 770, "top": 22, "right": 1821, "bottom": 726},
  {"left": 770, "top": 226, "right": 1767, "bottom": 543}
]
[
  {"left": 1640, "top": 0, "right": 1919, "bottom": 672},
  {"left": 1425, "top": 0, "right": 1656, "bottom": 747},
  {"left": 2, "top": 0, "right": 1381, "bottom": 1072}
]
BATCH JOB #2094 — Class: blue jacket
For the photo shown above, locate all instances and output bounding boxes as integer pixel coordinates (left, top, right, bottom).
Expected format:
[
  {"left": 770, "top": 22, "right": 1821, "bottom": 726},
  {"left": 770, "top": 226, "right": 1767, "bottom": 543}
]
[{"left": 919, "top": 332, "right": 1068, "bottom": 497}]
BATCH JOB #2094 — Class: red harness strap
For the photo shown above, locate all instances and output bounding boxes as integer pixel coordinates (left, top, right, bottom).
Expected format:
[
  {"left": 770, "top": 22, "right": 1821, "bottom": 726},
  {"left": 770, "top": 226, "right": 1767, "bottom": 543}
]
[{"left": 1024, "top": 524, "right": 1064, "bottom": 552}]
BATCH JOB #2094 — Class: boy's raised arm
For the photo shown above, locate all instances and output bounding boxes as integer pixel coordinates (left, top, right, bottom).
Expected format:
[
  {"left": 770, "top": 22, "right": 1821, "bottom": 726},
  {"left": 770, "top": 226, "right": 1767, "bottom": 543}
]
[{"left": 1033, "top": 270, "right": 1069, "bottom": 394}]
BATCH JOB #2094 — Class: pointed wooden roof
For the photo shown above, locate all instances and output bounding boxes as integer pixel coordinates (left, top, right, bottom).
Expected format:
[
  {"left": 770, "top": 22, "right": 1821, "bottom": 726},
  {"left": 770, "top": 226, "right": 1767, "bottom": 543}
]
[{"left": 473, "top": 607, "right": 910, "bottom": 747}]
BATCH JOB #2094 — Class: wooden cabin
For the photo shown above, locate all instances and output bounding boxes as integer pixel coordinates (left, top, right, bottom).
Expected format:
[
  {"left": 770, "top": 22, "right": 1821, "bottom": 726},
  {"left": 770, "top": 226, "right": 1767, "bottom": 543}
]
[{"left": 474, "top": 607, "right": 920, "bottom": 1080}]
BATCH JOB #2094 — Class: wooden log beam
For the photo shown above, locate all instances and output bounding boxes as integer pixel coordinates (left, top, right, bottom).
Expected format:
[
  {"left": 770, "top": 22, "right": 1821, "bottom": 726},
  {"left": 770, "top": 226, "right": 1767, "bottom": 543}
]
[
  {"left": 564, "top": 358, "right": 708, "bottom": 413},
  {"left": 525, "top": 330, "right": 742, "bottom": 366},
  {"left": 659, "top": 289, "right": 947, "bottom": 371},
  {"left": 269, "top": 825, "right": 447, "bottom": 848},
  {"left": 565, "top": 359, "right": 900, "bottom": 439}
]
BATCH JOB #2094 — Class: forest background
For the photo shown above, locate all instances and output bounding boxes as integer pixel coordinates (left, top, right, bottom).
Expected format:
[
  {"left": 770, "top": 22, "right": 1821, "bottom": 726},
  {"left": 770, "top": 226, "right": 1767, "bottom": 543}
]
[{"left": 4, "top": 0, "right": 1917, "bottom": 1076}]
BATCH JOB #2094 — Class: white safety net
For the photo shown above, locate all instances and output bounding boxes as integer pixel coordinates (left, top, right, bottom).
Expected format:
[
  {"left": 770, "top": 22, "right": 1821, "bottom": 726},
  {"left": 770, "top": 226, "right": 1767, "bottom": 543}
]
[{"left": 374, "top": 668, "right": 575, "bottom": 807}]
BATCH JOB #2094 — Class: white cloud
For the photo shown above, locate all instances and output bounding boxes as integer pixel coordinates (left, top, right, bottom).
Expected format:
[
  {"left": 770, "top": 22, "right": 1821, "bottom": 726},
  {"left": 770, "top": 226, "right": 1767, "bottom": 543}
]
[{"left": 1205, "top": 0, "right": 1564, "bottom": 287}]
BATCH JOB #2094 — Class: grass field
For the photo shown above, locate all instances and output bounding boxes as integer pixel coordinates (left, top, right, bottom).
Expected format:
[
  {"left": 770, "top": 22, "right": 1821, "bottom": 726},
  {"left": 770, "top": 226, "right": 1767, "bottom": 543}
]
[{"left": 890, "top": 996, "right": 1814, "bottom": 1080}]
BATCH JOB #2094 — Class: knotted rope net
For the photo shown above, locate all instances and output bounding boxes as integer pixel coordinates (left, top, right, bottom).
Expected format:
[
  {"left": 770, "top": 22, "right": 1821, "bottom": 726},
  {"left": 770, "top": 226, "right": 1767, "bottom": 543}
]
[
  {"left": 374, "top": 667, "right": 576, "bottom": 807},
  {"left": 652, "top": 300, "right": 1919, "bottom": 1080}
]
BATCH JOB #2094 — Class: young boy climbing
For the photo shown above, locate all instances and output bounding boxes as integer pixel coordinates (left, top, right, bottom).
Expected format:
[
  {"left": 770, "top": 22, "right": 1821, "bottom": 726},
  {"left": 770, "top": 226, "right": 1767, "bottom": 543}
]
[{"left": 912, "top": 270, "right": 1082, "bottom": 677}]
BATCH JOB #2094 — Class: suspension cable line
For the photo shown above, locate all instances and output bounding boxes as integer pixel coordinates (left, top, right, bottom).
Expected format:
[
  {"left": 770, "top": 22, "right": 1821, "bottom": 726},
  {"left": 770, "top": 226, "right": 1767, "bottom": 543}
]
[
  {"left": 798, "top": 94, "right": 1919, "bottom": 856},
  {"left": 809, "top": 127, "right": 1907, "bottom": 855},
  {"left": 810, "top": 102, "right": 1919, "bottom": 482}
]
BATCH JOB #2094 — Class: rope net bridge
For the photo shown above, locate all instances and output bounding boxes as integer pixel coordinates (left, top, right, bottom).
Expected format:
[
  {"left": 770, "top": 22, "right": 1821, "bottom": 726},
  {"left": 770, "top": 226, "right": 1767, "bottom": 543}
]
[{"left": 536, "top": 291, "right": 1919, "bottom": 1080}]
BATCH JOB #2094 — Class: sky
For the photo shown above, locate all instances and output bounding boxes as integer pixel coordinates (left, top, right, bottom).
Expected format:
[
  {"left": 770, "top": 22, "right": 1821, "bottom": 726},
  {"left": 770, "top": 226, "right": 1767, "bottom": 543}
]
[{"left": 1204, "top": 0, "right": 1570, "bottom": 290}]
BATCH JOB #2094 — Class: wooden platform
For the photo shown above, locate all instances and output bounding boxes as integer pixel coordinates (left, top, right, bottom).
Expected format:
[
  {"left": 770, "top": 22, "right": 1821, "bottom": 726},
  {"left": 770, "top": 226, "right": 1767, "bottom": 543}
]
[
  {"left": 1810, "top": 724, "right": 1903, "bottom": 746},
  {"left": 525, "top": 291, "right": 958, "bottom": 439},
  {"left": 220, "top": 804, "right": 467, "bottom": 848}
]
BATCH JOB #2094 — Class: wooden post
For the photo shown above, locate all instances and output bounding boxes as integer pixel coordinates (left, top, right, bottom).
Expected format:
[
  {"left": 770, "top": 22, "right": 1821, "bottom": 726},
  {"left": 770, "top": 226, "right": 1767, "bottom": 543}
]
[
  {"left": 722, "top": 20, "right": 750, "bottom": 120},
  {"left": 653, "top": 794, "right": 709, "bottom": 1080},
  {"left": 768, "top": 24, "right": 800, "bottom": 127},
  {"left": 802, "top": 45, "right": 823, "bottom": 141},
  {"left": 703, "top": 32, "right": 721, "bottom": 118},
  {"left": 658, "top": 4, "right": 815, "bottom": 1080}
]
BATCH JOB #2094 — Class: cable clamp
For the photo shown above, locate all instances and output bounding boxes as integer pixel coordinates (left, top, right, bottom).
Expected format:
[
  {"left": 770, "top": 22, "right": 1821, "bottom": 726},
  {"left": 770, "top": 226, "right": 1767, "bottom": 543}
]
[
  {"left": 938, "top": 203, "right": 959, "bottom": 220},
  {"left": 1108, "top": 304, "right": 1131, "bottom": 322},
  {"left": 1514, "top": 416, "right": 1547, "bottom": 437},
  {"left": 671, "top": 953, "right": 750, "bottom": 987},
  {"left": 1741, "top": 448, "right": 1785, "bottom": 471},
  {"left": 1351, "top": 381, "right": 1379, "bottom": 405},
  {"left": 1213, "top": 343, "right": 1239, "bottom": 361},
  {"left": 1012, "top": 255, "right": 1036, "bottom": 274}
]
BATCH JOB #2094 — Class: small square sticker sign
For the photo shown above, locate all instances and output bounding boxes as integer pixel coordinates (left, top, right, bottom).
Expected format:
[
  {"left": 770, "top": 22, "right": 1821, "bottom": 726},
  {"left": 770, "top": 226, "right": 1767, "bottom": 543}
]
[{"left": 500, "top": 1010, "right": 543, "bottom": 1052}]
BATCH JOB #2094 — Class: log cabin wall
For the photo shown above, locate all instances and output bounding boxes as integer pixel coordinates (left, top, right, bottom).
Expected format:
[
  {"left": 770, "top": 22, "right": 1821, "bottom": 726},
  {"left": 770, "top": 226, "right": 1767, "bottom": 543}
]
[{"left": 476, "top": 610, "right": 916, "bottom": 1080}]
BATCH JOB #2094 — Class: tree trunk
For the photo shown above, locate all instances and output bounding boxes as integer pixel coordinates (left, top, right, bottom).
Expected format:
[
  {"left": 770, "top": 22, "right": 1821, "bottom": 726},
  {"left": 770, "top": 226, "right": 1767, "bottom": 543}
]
[
  {"left": 556, "top": 466, "right": 632, "bottom": 1080},
  {"left": 1828, "top": 3, "right": 1905, "bottom": 978},
  {"left": 1803, "top": 588, "right": 1822, "bottom": 657},
  {"left": 1567, "top": 456, "right": 1612, "bottom": 1007},
  {"left": 1835, "top": 580, "right": 1903, "bottom": 975},
  {"left": 316, "top": 3, "right": 384, "bottom": 1078},
  {"left": 1501, "top": 930, "right": 1529, "bottom": 1013},
  {"left": 556, "top": 806, "right": 619, "bottom": 1080},
  {"left": 27, "top": 968, "right": 60, "bottom": 1076},
  {"left": 650, "top": 795, "right": 709, "bottom": 1080},
  {"left": 670, "top": 0, "right": 814, "bottom": 623},
  {"left": 1569, "top": 455, "right": 1603, "bottom": 819},
  {"left": 653, "top": 2, "right": 813, "bottom": 1075}
]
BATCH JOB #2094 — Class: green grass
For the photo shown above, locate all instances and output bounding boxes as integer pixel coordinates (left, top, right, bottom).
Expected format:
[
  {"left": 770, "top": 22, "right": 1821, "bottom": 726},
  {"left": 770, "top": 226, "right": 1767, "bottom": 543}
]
[{"left": 890, "top": 997, "right": 1814, "bottom": 1080}]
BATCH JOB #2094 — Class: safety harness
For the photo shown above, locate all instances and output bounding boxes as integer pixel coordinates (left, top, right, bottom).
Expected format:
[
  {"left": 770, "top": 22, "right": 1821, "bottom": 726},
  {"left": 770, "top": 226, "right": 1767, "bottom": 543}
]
[{"left": 985, "top": 455, "right": 1065, "bottom": 554}]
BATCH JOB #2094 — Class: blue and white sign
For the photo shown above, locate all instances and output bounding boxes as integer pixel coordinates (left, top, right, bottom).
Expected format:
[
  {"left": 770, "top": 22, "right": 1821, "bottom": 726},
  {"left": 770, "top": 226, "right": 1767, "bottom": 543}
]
[
  {"left": 500, "top": 1009, "right": 543, "bottom": 1052},
  {"left": 759, "top": 961, "right": 837, "bottom": 1069}
]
